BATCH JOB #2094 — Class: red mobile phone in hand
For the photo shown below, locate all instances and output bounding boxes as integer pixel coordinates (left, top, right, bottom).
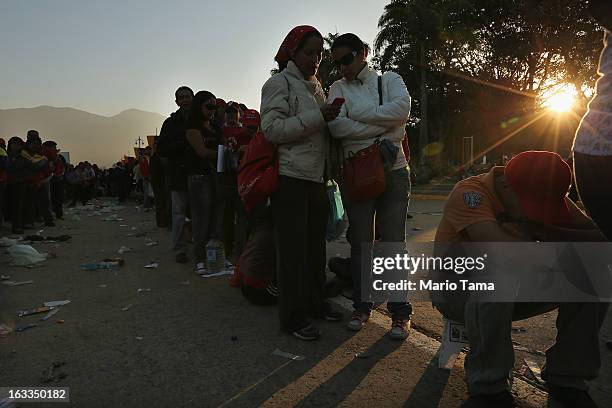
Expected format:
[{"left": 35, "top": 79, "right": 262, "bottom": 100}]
[{"left": 332, "top": 97, "right": 345, "bottom": 106}]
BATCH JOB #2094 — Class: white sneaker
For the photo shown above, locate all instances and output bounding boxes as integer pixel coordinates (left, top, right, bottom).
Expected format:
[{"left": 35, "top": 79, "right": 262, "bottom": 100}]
[{"left": 195, "top": 262, "right": 208, "bottom": 275}]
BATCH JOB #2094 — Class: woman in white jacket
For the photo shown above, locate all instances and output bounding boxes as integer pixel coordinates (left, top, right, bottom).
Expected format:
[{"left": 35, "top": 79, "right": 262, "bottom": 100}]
[
  {"left": 260, "top": 25, "right": 342, "bottom": 341},
  {"left": 328, "top": 33, "right": 412, "bottom": 340}
]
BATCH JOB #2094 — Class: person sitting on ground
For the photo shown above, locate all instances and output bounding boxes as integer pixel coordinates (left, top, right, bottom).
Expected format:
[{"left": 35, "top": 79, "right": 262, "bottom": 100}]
[
  {"left": 230, "top": 205, "right": 278, "bottom": 306},
  {"left": 433, "top": 151, "right": 608, "bottom": 408}
]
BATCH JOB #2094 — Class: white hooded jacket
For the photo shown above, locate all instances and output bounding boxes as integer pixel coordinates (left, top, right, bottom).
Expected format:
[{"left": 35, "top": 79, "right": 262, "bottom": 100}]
[
  {"left": 327, "top": 65, "right": 411, "bottom": 170},
  {"left": 260, "top": 61, "right": 329, "bottom": 183}
]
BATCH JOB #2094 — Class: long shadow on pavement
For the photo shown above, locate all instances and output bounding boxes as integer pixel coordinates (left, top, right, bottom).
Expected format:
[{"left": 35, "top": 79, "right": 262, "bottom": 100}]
[
  {"left": 292, "top": 334, "right": 403, "bottom": 407},
  {"left": 402, "top": 352, "right": 450, "bottom": 407}
]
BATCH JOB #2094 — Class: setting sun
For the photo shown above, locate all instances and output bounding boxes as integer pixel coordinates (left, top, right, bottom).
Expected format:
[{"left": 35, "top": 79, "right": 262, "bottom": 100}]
[{"left": 541, "top": 85, "right": 577, "bottom": 113}]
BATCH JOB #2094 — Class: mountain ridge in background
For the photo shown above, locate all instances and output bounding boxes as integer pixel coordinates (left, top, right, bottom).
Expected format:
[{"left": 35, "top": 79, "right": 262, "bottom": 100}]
[{"left": 0, "top": 105, "right": 166, "bottom": 167}]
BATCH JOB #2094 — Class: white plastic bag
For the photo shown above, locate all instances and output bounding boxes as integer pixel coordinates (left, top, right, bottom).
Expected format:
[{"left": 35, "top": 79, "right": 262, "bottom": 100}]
[{"left": 7, "top": 244, "right": 48, "bottom": 266}]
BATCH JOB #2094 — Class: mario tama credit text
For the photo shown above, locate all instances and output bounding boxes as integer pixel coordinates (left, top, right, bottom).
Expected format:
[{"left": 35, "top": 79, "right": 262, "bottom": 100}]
[
  {"left": 362, "top": 242, "right": 612, "bottom": 303},
  {"left": 373, "top": 278, "right": 495, "bottom": 292},
  {"left": 370, "top": 253, "right": 495, "bottom": 295}
]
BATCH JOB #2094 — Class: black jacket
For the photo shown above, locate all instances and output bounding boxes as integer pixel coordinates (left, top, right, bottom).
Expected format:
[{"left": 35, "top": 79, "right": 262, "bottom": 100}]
[{"left": 156, "top": 109, "right": 189, "bottom": 191}]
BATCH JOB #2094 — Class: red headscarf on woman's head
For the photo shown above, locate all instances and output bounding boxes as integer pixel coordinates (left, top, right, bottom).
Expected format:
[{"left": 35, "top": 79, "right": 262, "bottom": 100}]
[{"left": 274, "top": 25, "right": 321, "bottom": 65}]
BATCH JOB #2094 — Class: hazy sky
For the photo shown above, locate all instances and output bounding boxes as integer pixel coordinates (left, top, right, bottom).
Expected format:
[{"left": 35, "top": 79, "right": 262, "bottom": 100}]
[{"left": 0, "top": 0, "right": 389, "bottom": 117}]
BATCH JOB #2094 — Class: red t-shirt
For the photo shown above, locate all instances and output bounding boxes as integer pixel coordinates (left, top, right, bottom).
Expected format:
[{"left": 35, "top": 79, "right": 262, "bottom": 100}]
[{"left": 223, "top": 126, "right": 252, "bottom": 149}]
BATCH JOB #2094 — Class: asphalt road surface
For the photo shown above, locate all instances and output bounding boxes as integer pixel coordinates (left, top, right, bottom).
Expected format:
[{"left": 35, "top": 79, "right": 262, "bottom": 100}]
[{"left": 1, "top": 197, "right": 610, "bottom": 407}]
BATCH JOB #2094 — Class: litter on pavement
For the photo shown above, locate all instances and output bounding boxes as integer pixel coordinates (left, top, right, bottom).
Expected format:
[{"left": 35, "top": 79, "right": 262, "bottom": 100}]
[
  {"left": 2, "top": 280, "right": 34, "bottom": 287},
  {"left": 0, "top": 324, "right": 13, "bottom": 338},
  {"left": 24, "top": 235, "right": 71, "bottom": 242},
  {"left": 523, "top": 357, "right": 544, "bottom": 384},
  {"left": 200, "top": 270, "right": 234, "bottom": 278},
  {"left": 121, "top": 304, "right": 133, "bottom": 312},
  {"left": 18, "top": 306, "right": 53, "bottom": 317},
  {"left": 44, "top": 300, "right": 71, "bottom": 307},
  {"left": 272, "top": 349, "right": 305, "bottom": 361},
  {"left": 15, "top": 323, "right": 37, "bottom": 332},
  {"left": 144, "top": 262, "right": 159, "bottom": 269},
  {"left": 40, "top": 308, "right": 60, "bottom": 321},
  {"left": 137, "top": 288, "right": 151, "bottom": 293},
  {"left": 7, "top": 244, "right": 48, "bottom": 266},
  {"left": 0, "top": 237, "right": 21, "bottom": 247},
  {"left": 118, "top": 246, "right": 131, "bottom": 254}
]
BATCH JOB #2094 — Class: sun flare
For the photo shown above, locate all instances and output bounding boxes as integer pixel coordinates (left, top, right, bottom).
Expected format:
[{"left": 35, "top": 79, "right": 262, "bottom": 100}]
[{"left": 541, "top": 85, "right": 577, "bottom": 113}]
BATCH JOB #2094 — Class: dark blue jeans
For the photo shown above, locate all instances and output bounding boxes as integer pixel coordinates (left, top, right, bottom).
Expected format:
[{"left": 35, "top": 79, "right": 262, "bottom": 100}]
[{"left": 343, "top": 167, "right": 412, "bottom": 320}]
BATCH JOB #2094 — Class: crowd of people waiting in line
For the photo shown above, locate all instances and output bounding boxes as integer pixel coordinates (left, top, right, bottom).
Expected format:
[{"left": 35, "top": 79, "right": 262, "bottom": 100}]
[
  {"left": 1, "top": 12, "right": 609, "bottom": 406},
  {"left": 155, "top": 22, "right": 612, "bottom": 408},
  {"left": 0, "top": 131, "right": 166, "bottom": 234}
]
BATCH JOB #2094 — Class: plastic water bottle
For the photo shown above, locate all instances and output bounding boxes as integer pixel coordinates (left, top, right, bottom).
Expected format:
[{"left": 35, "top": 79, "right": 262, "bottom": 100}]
[
  {"left": 205, "top": 239, "right": 225, "bottom": 273},
  {"left": 80, "top": 262, "right": 114, "bottom": 271}
]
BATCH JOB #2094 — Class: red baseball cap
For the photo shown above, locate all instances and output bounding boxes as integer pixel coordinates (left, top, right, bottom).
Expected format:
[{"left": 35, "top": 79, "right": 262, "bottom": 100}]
[
  {"left": 504, "top": 151, "right": 572, "bottom": 224},
  {"left": 242, "top": 109, "right": 261, "bottom": 128}
]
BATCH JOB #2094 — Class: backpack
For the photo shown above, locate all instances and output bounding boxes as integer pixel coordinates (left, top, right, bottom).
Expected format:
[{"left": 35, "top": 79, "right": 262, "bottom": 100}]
[{"left": 237, "top": 131, "right": 278, "bottom": 212}]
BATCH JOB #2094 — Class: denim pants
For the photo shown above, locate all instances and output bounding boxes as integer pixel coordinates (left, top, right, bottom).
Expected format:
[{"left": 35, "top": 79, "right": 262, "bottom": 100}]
[
  {"left": 342, "top": 167, "right": 412, "bottom": 319},
  {"left": 188, "top": 174, "right": 223, "bottom": 263},
  {"left": 171, "top": 190, "right": 188, "bottom": 256},
  {"left": 271, "top": 176, "right": 329, "bottom": 332},
  {"left": 434, "top": 300, "right": 609, "bottom": 395},
  {"left": 223, "top": 183, "right": 248, "bottom": 261}
]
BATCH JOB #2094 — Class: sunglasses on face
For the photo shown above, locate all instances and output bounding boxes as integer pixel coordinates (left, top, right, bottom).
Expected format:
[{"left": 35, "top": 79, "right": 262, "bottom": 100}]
[
  {"left": 333, "top": 51, "right": 358, "bottom": 68},
  {"left": 205, "top": 104, "right": 217, "bottom": 111}
]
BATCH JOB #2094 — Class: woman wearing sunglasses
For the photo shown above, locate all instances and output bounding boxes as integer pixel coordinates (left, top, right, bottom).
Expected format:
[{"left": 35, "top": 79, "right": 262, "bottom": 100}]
[
  {"left": 184, "top": 90, "right": 223, "bottom": 275},
  {"left": 260, "top": 25, "right": 343, "bottom": 341},
  {"left": 328, "top": 33, "right": 413, "bottom": 340}
]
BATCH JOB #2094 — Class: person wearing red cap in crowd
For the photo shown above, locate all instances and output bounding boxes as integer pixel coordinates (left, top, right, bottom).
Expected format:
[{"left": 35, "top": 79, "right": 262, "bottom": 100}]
[
  {"left": 6, "top": 137, "right": 32, "bottom": 233},
  {"left": 42, "top": 140, "right": 66, "bottom": 220},
  {"left": 0, "top": 138, "right": 7, "bottom": 226},
  {"left": 261, "top": 25, "right": 343, "bottom": 341},
  {"left": 433, "top": 151, "right": 608, "bottom": 408},
  {"left": 222, "top": 101, "right": 249, "bottom": 264},
  {"left": 215, "top": 98, "right": 228, "bottom": 129},
  {"left": 23, "top": 132, "right": 54, "bottom": 227},
  {"left": 230, "top": 108, "right": 280, "bottom": 305}
]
